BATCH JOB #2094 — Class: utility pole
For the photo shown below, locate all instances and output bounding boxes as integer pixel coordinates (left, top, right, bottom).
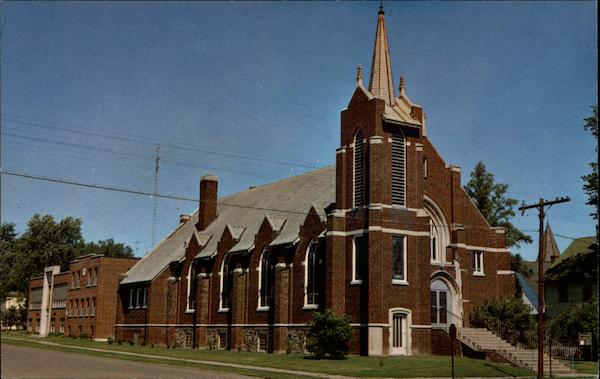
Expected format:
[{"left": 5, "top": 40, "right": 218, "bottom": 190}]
[
  {"left": 152, "top": 146, "right": 160, "bottom": 247},
  {"left": 519, "top": 196, "right": 570, "bottom": 379}
]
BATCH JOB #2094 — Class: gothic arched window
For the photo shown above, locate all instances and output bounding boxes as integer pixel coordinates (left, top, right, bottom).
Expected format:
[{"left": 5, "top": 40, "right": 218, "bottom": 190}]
[
  {"left": 219, "top": 256, "right": 232, "bottom": 311},
  {"left": 424, "top": 198, "right": 450, "bottom": 263},
  {"left": 305, "top": 241, "right": 324, "bottom": 308},
  {"left": 186, "top": 261, "right": 197, "bottom": 312},
  {"left": 258, "top": 250, "right": 272, "bottom": 309}
]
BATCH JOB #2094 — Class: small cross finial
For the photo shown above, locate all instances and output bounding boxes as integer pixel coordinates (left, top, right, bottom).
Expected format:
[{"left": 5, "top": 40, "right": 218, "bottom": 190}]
[
  {"left": 357, "top": 64, "right": 363, "bottom": 84},
  {"left": 399, "top": 75, "right": 405, "bottom": 92},
  {"left": 379, "top": 0, "right": 384, "bottom": 14}
]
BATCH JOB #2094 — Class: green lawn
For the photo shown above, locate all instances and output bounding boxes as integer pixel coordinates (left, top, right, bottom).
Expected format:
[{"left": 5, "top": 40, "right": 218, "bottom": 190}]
[
  {"left": 573, "top": 360, "right": 599, "bottom": 375},
  {"left": 2, "top": 331, "right": 535, "bottom": 378}
]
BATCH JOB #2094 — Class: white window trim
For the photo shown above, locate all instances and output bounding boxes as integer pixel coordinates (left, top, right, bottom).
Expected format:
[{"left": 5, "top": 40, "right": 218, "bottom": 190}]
[
  {"left": 218, "top": 257, "right": 229, "bottom": 312},
  {"left": 128, "top": 289, "right": 134, "bottom": 309},
  {"left": 303, "top": 304, "right": 319, "bottom": 310},
  {"left": 473, "top": 251, "right": 485, "bottom": 276},
  {"left": 257, "top": 249, "right": 270, "bottom": 310},
  {"left": 351, "top": 236, "right": 363, "bottom": 285},
  {"left": 424, "top": 197, "right": 449, "bottom": 264},
  {"left": 392, "top": 235, "right": 408, "bottom": 285},
  {"left": 389, "top": 307, "right": 412, "bottom": 356},
  {"left": 304, "top": 241, "right": 319, "bottom": 308},
  {"left": 142, "top": 287, "right": 147, "bottom": 308},
  {"left": 135, "top": 288, "right": 141, "bottom": 309},
  {"left": 185, "top": 264, "right": 195, "bottom": 313}
]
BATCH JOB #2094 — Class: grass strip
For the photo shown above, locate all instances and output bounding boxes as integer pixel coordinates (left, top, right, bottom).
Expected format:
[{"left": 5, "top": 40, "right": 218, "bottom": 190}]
[{"left": 2, "top": 332, "right": 535, "bottom": 378}]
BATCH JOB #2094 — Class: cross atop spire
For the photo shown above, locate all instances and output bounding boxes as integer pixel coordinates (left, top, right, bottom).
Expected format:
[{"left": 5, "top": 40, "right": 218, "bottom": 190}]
[{"left": 368, "top": 5, "right": 395, "bottom": 105}]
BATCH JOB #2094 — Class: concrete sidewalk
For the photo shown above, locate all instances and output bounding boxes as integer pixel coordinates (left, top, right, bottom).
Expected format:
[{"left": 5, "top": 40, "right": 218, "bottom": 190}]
[{"left": 2, "top": 337, "right": 351, "bottom": 378}]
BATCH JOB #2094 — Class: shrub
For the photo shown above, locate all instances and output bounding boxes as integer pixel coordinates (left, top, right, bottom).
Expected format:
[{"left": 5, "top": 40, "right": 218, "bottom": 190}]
[
  {"left": 107, "top": 337, "right": 113, "bottom": 345},
  {"left": 549, "top": 299, "right": 598, "bottom": 355},
  {"left": 80, "top": 332, "right": 88, "bottom": 339},
  {"left": 306, "top": 309, "right": 352, "bottom": 359},
  {"left": 471, "top": 297, "right": 535, "bottom": 332}
]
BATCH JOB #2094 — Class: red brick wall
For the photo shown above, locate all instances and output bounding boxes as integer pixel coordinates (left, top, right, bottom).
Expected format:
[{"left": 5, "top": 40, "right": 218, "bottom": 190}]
[{"left": 114, "top": 82, "right": 515, "bottom": 356}]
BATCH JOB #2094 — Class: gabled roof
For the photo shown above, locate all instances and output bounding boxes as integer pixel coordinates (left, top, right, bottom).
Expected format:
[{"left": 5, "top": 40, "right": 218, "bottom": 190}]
[
  {"left": 121, "top": 166, "right": 335, "bottom": 285},
  {"left": 120, "top": 214, "right": 198, "bottom": 285},
  {"left": 196, "top": 165, "right": 335, "bottom": 259},
  {"left": 557, "top": 236, "right": 597, "bottom": 262}
]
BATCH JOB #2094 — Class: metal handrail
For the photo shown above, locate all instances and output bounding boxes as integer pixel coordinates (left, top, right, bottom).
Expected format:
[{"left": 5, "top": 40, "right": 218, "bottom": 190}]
[
  {"left": 446, "top": 309, "right": 464, "bottom": 327},
  {"left": 470, "top": 313, "right": 538, "bottom": 370}
]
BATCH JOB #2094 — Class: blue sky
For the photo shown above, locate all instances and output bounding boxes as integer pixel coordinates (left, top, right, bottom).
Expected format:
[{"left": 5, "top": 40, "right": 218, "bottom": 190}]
[{"left": 1, "top": 1, "right": 597, "bottom": 260}]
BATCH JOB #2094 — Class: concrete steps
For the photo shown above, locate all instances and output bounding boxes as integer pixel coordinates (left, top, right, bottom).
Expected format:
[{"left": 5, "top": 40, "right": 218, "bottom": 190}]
[{"left": 457, "top": 327, "right": 575, "bottom": 374}]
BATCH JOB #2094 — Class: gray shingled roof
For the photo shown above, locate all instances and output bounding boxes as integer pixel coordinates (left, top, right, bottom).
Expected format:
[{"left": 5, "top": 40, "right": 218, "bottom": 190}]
[{"left": 121, "top": 165, "right": 335, "bottom": 285}]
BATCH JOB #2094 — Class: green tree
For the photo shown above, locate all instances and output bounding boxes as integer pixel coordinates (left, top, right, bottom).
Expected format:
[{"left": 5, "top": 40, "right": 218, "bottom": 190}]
[
  {"left": 582, "top": 105, "right": 598, "bottom": 220},
  {"left": 1, "top": 305, "right": 19, "bottom": 330},
  {"left": 464, "top": 161, "right": 532, "bottom": 248},
  {"left": 549, "top": 300, "right": 598, "bottom": 357},
  {"left": 511, "top": 253, "right": 534, "bottom": 278},
  {"left": 18, "top": 214, "right": 83, "bottom": 274},
  {"left": 1, "top": 214, "right": 134, "bottom": 301},
  {"left": 0, "top": 223, "right": 19, "bottom": 300},
  {"left": 82, "top": 239, "right": 134, "bottom": 258},
  {"left": 306, "top": 309, "right": 353, "bottom": 359}
]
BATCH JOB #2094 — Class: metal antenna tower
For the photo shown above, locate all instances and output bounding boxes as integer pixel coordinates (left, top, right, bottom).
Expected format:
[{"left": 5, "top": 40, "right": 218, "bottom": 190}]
[{"left": 152, "top": 146, "right": 160, "bottom": 247}]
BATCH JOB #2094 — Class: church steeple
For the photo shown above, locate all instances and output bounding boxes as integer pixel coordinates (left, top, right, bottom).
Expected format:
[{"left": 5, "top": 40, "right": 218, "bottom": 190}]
[{"left": 368, "top": 5, "right": 395, "bottom": 105}]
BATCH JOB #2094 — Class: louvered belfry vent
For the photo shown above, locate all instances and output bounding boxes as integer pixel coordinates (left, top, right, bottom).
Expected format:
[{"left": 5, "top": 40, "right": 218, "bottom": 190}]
[
  {"left": 354, "top": 132, "right": 365, "bottom": 207},
  {"left": 392, "top": 132, "right": 406, "bottom": 206}
]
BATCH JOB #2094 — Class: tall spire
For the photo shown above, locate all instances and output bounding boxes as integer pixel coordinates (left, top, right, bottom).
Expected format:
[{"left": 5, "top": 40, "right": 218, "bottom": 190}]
[{"left": 368, "top": 5, "right": 395, "bottom": 105}]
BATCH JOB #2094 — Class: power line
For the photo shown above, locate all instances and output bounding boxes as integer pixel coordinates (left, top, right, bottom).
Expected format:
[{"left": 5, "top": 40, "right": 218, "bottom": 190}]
[
  {"left": 2, "top": 168, "right": 549, "bottom": 234},
  {"left": 0, "top": 169, "right": 321, "bottom": 217},
  {"left": 2, "top": 129, "right": 305, "bottom": 180},
  {"left": 3, "top": 115, "right": 321, "bottom": 169},
  {"left": 2, "top": 132, "right": 155, "bottom": 162}
]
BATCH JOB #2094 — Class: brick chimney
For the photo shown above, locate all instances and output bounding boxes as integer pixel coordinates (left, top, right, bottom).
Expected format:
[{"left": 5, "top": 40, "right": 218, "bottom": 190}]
[
  {"left": 179, "top": 214, "right": 191, "bottom": 225},
  {"left": 197, "top": 174, "right": 218, "bottom": 230}
]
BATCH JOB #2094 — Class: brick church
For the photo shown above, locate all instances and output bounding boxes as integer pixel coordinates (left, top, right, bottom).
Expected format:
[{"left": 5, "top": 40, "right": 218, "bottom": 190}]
[{"left": 115, "top": 7, "right": 515, "bottom": 356}]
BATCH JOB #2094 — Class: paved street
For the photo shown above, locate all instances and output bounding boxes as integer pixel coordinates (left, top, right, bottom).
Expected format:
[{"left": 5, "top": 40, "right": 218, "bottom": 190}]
[{"left": 1, "top": 344, "right": 252, "bottom": 379}]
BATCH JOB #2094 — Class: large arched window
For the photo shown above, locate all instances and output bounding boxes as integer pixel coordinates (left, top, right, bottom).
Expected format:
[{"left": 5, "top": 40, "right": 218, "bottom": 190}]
[
  {"left": 258, "top": 249, "right": 272, "bottom": 309},
  {"left": 304, "top": 241, "right": 324, "bottom": 308},
  {"left": 424, "top": 198, "right": 449, "bottom": 263},
  {"left": 392, "top": 131, "right": 406, "bottom": 206},
  {"left": 219, "top": 256, "right": 232, "bottom": 311},
  {"left": 354, "top": 131, "right": 365, "bottom": 207}
]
